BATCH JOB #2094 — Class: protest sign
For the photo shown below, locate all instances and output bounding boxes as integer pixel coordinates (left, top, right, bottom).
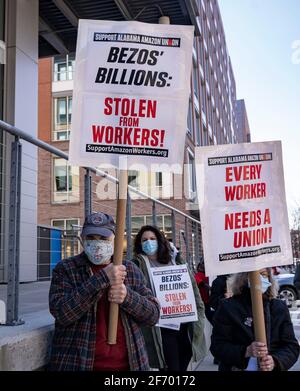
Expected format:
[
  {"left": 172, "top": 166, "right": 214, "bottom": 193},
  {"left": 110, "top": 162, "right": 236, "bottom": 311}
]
[
  {"left": 149, "top": 264, "right": 198, "bottom": 327},
  {"left": 68, "top": 19, "right": 194, "bottom": 171},
  {"left": 195, "top": 141, "right": 292, "bottom": 276}
]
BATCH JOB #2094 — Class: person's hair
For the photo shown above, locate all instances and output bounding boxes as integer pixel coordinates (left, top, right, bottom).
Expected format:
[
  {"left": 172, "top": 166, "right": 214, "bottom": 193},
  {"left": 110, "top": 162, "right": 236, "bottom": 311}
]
[
  {"left": 227, "top": 268, "right": 278, "bottom": 300},
  {"left": 134, "top": 225, "right": 172, "bottom": 264}
]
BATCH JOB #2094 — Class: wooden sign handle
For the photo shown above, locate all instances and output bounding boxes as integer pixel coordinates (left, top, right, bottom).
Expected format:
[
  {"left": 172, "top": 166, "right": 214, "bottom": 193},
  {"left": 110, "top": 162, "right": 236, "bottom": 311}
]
[
  {"left": 249, "top": 270, "right": 267, "bottom": 370},
  {"left": 249, "top": 271, "right": 267, "bottom": 344},
  {"left": 107, "top": 169, "right": 128, "bottom": 345}
]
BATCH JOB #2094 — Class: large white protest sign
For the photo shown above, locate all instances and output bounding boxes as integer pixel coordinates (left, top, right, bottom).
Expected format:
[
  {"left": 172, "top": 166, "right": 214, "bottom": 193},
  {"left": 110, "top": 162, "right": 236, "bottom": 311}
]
[
  {"left": 195, "top": 141, "right": 293, "bottom": 276},
  {"left": 149, "top": 264, "right": 198, "bottom": 326},
  {"left": 68, "top": 20, "right": 194, "bottom": 171}
]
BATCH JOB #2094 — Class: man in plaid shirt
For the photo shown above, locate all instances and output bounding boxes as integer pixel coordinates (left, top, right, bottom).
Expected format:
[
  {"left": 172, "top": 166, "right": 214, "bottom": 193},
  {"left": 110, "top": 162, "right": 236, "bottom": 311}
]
[{"left": 49, "top": 212, "right": 160, "bottom": 371}]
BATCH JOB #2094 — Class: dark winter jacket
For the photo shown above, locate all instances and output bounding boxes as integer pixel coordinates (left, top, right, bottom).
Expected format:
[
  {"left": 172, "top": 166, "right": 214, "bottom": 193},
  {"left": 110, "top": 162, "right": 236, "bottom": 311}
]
[
  {"left": 208, "top": 275, "right": 228, "bottom": 311},
  {"left": 210, "top": 288, "right": 299, "bottom": 371}
]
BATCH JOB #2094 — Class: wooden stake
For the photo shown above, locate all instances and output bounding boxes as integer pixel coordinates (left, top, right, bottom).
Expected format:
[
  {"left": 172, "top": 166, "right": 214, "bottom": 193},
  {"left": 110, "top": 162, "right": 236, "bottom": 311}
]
[
  {"left": 108, "top": 169, "right": 128, "bottom": 345},
  {"left": 249, "top": 271, "right": 267, "bottom": 343},
  {"left": 249, "top": 270, "right": 267, "bottom": 369}
]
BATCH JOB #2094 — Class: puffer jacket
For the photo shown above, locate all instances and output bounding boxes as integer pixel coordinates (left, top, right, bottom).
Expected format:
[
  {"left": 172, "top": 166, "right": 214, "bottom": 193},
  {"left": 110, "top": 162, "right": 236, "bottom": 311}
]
[{"left": 210, "top": 288, "right": 299, "bottom": 371}]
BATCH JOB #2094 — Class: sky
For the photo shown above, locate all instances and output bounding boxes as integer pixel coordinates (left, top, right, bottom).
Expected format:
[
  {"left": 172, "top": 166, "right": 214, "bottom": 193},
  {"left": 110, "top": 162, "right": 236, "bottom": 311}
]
[{"left": 218, "top": 0, "right": 300, "bottom": 227}]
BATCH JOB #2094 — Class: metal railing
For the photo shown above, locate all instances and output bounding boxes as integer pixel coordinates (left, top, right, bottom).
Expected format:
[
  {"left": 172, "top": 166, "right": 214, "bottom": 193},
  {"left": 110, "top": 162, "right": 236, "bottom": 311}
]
[{"left": 0, "top": 119, "right": 202, "bottom": 326}]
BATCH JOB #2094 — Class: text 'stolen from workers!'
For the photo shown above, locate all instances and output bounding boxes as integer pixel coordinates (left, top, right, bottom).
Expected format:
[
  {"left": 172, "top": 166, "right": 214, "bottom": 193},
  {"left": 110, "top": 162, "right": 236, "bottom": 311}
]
[{"left": 69, "top": 19, "right": 194, "bottom": 171}]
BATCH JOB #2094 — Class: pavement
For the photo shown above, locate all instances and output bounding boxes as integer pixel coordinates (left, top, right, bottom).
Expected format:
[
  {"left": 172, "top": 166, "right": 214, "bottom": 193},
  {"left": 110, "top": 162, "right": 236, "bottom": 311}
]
[
  {"left": 0, "top": 282, "right": 300, "bottom": 371},
  {"left": 0, "top": 281, "right": 51, "bottom": 316}
]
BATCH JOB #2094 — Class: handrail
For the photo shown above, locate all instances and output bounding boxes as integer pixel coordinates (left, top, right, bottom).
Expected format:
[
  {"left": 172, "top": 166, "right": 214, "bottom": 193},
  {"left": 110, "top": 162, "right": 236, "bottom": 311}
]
[{"left": 0, "top": 119, "right": 201, "bottom": 225}]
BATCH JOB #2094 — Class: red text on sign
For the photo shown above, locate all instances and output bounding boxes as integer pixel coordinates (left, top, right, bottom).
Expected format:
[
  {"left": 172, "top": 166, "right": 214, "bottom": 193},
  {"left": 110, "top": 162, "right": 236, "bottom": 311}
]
[
  {"left": 233, "top": 227, "right": 272, "bottom": 248},
  {"left": 225, "top": 164, "right": 262, "bottom": 182},
  {"left": 92, "top": 125, "right": 165, "bottom": 147},
  {"left": 104, "top": 97, "right": 157, "bottom": 118},
  {"left": 225, "top": 182, "right": 266, "bottom": 201},
  {"left": 225, "top": 209, "right": 271, "bottom": 230}
]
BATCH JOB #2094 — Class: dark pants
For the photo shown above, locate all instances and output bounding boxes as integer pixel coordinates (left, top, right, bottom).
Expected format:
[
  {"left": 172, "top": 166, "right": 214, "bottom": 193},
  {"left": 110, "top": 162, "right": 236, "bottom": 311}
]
[{"left": 160, "top": 323, "right": 192, "bottom": 371}]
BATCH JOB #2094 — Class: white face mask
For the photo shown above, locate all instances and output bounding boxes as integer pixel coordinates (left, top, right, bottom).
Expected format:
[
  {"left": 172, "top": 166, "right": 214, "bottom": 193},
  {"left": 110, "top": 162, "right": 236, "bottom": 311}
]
[{"left": 83, "top": 239, "right": 114, "bottom": 265}]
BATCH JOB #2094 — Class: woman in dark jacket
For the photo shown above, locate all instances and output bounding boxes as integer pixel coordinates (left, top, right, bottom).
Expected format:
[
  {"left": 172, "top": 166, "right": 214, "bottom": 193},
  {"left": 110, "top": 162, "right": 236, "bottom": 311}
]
[{"left": 211, "top": 268, "right": 299, "bottom": 371}]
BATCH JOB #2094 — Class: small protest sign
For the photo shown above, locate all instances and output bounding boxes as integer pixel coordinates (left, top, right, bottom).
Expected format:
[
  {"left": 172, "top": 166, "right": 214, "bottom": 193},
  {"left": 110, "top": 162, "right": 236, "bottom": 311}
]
[
  {"left": 149, "top": 264, "right": 198, "bottom": 327},
  {"left": 195, "top": 141, "right": 292, "bottom": 276}
]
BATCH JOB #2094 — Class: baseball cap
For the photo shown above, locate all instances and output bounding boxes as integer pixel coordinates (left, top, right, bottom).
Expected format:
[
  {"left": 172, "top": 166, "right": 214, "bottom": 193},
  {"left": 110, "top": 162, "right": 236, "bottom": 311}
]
[{"left": 81, "top": 212, "right": 115, "bottom": 238}]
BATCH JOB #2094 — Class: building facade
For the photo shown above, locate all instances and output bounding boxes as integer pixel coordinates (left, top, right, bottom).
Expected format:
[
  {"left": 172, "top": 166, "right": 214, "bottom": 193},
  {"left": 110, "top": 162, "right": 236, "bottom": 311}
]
[
  {"left": 291, "top": 229, "right": 300, "bottom": 261},
  {"left": 236, "top": 99, "right": 251, "bottom": 143},
  {"left": 37, "top": 0, "right": 251, "bottom": 264},
  {"left": 0, "top": 0, "right": 39, "bottom": 282}
]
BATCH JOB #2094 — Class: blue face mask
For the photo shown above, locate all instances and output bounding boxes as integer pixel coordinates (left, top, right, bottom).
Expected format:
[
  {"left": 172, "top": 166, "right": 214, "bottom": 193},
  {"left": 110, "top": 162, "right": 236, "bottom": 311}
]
[
  {"left": 142, "top": 239, "right": 158, "bottom": 256},
  {"left": 260, "top": 275, "right": 272, "bottom": 293}
]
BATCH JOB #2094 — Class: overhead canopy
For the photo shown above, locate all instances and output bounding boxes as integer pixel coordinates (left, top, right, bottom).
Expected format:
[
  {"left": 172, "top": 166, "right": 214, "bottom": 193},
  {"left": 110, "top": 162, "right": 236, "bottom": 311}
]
[{"left": 39, "top": 0, "right": 200, "bottom": 57}]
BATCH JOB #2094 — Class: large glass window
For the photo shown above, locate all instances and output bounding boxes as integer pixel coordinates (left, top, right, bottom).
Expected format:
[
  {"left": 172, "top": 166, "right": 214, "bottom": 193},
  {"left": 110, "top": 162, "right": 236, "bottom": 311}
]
[
  {"left": 53, "top": 96, "right": 72, "bottom": 141},
  {"left": 53, "top": 158, "right": 79, "bottom": 203},
  {"left": 52, "top": 218, "right": 80, "bottom": 258},
  {"left": 53, "top": 53, "right": 75, "bottom": 81}
]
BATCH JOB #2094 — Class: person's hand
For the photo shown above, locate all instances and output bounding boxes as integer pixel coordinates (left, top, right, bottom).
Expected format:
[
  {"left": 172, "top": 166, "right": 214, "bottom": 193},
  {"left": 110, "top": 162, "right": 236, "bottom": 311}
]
[
  {"left": 245, "top": 342, "right": 268, "bottom": 358},
  {"left": 259, "top": 355, "right": 275, "bottom": 371},
  {"left": 103, "top": 264, "right": 126, "bottom": 285},
  {"left": 108, "top": 284, "right": 127, "bottom": 304}
]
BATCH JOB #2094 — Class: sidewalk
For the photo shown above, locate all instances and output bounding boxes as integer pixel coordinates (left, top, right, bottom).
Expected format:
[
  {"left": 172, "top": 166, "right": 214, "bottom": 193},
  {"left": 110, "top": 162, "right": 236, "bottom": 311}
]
[
  {"left": 189, "top": 352, "right": 217, "bottom": 371},
  {"left": 0, "top": 281, "right": 51, "bottom": 316}
]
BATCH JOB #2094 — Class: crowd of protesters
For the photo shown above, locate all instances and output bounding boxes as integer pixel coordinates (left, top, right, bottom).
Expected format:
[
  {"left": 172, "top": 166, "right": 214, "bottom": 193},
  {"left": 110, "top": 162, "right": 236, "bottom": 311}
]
[{"left": 48, "top": 212, "right": 299, "bottom": 371}]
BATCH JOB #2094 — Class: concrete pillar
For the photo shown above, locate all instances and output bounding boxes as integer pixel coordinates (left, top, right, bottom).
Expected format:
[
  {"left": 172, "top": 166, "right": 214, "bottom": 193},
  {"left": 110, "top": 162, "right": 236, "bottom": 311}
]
[{"left": 4, "top": 0, "right": 38, "bottom": 281}]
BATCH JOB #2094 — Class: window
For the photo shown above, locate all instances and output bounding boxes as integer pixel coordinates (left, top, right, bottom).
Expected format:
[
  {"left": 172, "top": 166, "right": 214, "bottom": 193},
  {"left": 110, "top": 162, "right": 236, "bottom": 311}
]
[
  {"left": 195, "top": 110, "right": 201, "bottom": 146},
  {"left": 187, "top": 99, "right": 193, "bottom": 136},
  {"left": 52, "top": 218, "right": 80, "bottom": 258},
  {"left": 203, "top": 125, "right": 208, "bottom": 146},
  {"left": 53, "top": 158, "right": 79, "bottom": 203},
  {"left": 53, "top": 96, "right": 72, "bottom": 141},
  {"left": 128, "top": 170, "right": 139, "bottom": 189},
  {"left": 155, "top": 172, "right": 163, "bottom": 187},
  {"left": 187, "top": 150, "right": 196, "bottom": 201},
  {"left": 200, "top": 82, "right": 207, "bottom": 118},
  {"left": 131, "top": 216, "right": 145, "bottom": 235},
  {"left": 53, "top": 53, "right": 75, "bottom": 81},
  {"left": 193, "top": 62, "right": 199, "bottom": 99},
  {"left": 199, "top": 39, "right": 205, "bottom": 69},
  {"left": 132, "top": 214, "right": 172, "bottom": 239}
]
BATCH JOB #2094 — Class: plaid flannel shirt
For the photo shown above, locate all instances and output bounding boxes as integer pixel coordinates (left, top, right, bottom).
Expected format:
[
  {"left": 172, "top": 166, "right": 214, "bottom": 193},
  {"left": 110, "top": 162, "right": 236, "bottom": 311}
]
[{"left": 48, "top": 252, "right": 160, "bottom": 371}]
